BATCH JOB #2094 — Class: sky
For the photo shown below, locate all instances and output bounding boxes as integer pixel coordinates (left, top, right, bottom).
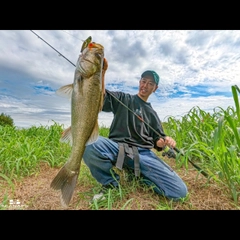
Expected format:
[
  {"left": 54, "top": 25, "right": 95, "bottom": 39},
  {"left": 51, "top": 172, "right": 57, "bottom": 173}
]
[{"left": 0, "top": 30, "right": 239, "bottom": 129}]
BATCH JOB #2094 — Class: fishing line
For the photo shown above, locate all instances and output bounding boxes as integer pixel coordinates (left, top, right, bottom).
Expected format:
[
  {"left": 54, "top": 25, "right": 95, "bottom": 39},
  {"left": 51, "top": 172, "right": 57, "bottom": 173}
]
[
  {"left": 61, "top": 30, "right": 83, "bottom": 41},
  {"left": 30, "top": 30, "right": 208, "bottom": 178}
]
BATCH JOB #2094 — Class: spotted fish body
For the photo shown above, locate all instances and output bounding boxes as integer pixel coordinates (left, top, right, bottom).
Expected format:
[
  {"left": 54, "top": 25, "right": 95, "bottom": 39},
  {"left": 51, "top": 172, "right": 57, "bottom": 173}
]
[{"left": 50, "top": 38, "right": 107, "bottom": 207}]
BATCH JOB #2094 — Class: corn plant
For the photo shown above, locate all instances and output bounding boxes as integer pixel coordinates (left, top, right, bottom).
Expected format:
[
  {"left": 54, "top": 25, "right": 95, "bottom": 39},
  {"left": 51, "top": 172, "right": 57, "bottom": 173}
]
[{"left": 165, "top": 85, "right": 240, "bottom": 203}]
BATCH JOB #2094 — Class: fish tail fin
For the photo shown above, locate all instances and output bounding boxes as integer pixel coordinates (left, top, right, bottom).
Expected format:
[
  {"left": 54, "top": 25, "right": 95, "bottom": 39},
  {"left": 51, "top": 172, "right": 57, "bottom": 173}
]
[{"left": 50, "top": 164, "right": 79, "bottom": 208}]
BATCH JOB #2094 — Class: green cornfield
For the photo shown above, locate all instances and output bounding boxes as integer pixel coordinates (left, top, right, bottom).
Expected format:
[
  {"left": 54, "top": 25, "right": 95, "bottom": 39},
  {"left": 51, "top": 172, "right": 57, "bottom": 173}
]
[{"left": 165, "top": 85, "right": 240, "bottom": 203}]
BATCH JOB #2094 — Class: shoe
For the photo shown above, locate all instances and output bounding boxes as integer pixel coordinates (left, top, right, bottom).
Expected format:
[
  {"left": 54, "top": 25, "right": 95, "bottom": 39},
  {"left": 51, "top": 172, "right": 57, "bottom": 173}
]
[
  {"left": 92, "top": 184, "right": 118, "bottom": 202},
  {"left": 92, "top": 191, "right": 106, "bottom": 201}
]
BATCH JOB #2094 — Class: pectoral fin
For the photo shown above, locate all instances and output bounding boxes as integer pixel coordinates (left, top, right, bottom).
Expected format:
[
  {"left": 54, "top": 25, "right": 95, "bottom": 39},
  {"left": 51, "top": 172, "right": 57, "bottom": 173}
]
[{"left": 56, "top": 84, "right": 73, "bottom": 99}]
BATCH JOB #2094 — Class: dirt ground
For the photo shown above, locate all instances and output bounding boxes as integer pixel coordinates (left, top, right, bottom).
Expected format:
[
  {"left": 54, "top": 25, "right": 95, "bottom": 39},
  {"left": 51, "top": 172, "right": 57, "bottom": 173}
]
[{"left": 0, "top": 156, "right": 239, "bottom": 210}]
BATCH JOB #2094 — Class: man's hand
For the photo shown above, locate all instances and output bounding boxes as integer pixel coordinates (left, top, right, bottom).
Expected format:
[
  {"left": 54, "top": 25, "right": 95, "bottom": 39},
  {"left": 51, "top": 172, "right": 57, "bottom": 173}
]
[
  {"left": 103, "top": 58, "right": 108, "bottom": 72},
  {"left": 102, "top": 58, "right": 108, "bottom": 95},
  {"left": 157, "top": 136, "right": 176, "bottom": 149}
]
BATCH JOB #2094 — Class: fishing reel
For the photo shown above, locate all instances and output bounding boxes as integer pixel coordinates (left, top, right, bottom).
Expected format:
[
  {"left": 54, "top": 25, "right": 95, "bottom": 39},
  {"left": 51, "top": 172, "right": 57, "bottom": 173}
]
[{"left": 162, "top": 146, "right": 176, "bottom": 159}]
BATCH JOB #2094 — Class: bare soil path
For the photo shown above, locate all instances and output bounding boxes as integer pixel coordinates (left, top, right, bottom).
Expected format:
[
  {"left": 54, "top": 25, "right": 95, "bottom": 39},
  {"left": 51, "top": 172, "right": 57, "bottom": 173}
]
[{"left": 0, "top": 157, "right": 239, "bottom": 210}]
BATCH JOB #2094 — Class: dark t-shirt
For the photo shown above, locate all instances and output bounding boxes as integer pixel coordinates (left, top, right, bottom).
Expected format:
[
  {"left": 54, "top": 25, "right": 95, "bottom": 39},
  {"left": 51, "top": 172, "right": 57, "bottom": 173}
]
[{"left": 102, "top": 89, "right": 166, "bottom": 151}]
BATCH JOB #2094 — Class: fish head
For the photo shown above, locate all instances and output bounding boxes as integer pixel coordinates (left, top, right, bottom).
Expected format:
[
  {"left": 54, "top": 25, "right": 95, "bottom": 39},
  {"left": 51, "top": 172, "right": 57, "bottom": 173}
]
[{"left": 77, "top": 42, "right": 104, "bottom": 78}]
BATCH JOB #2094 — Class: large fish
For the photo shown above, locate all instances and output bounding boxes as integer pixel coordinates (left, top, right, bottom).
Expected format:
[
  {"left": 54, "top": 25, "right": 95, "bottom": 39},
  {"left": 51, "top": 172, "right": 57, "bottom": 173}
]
[{"left": 50, "top": 38, "right": 107, "bottom": 207}]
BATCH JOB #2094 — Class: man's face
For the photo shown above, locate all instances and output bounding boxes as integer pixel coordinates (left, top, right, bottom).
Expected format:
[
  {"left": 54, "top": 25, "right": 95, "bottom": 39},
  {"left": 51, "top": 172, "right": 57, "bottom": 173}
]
[{"left": 138, "top": 75, "right": 158, "bottom": 100}]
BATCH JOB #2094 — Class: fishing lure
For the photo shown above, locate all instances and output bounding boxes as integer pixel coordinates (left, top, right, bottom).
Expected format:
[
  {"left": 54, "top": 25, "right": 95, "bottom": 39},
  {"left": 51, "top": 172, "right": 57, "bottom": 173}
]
[{"left": 80, "top": 36, "right": 92, "bottom": 53}]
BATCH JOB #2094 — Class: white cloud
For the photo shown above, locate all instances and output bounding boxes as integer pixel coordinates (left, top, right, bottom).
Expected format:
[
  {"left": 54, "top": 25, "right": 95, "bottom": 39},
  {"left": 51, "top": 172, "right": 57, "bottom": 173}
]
[{"left": 0, "top": 30, "right": 239, "bottom": 129}]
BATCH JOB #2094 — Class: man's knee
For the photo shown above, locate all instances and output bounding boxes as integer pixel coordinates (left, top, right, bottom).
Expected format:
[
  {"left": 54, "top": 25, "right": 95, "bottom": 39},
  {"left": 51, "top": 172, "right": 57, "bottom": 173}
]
[{"left": 83, "top": 136, "right": 108, "bottom": 163}]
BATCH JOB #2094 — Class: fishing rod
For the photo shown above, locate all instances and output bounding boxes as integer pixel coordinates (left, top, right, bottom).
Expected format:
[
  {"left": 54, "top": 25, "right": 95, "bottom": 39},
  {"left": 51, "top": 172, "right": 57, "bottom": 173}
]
[
  {"left": 30, "top": 30, "right": 76, "bottom": 67},
  {"left": 30, "top": 30, "right": 209, "bottom": 178}
]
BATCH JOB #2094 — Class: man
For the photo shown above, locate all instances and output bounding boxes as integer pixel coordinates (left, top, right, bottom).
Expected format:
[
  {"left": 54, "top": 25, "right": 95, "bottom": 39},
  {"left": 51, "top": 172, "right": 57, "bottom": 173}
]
[{"left": 83, "top": 63, "right": 188, "bottom": 202}]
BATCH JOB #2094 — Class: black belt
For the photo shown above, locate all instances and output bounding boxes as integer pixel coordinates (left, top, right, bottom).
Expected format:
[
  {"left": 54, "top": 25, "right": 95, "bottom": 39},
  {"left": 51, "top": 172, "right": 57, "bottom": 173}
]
[{"left": 116, "top": 143, "right": 140, "bottom": 177}]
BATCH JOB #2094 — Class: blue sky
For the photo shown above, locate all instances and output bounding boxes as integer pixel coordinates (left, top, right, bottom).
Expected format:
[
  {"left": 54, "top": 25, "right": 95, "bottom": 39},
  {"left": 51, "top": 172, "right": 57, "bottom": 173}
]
[{"left": 0, "top": 30, "right": 239, "bottom": 129}]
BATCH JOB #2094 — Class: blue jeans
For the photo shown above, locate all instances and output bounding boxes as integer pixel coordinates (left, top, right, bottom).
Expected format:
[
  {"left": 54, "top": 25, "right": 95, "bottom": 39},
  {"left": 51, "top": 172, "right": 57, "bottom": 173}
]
[{"left": 83, "top": 136, "right": 188, "bottom": 200}]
